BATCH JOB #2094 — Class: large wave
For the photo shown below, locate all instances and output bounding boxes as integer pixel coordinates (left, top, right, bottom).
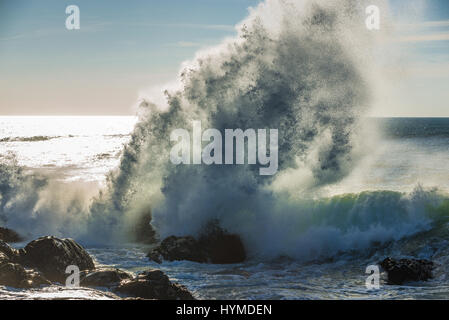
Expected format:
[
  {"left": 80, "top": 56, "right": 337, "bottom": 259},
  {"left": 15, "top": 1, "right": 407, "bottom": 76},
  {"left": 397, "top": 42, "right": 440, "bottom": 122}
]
[
  {"left": 86, "top": 0, "right": 437, "bottom": 258},
  {"left": 90, "top": 1, "right": 374, "bottom": 234},
  {"left": 4, "top": 0, "right": 448, "bottom": 262}
]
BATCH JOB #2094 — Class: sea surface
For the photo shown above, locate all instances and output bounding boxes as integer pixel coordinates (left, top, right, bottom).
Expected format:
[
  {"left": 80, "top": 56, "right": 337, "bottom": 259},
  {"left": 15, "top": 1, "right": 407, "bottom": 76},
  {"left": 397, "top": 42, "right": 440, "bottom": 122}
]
[{"left": 1, "top": 116, "right": 449, "bottom": 300}]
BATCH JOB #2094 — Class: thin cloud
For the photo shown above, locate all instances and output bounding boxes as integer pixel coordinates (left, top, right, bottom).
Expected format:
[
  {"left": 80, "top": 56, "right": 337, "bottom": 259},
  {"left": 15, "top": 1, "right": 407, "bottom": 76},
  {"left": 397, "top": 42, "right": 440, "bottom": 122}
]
[
  {"left": 125, "top": 22, "right": 236, "bottom": 32},
  {"left": 175, "top": 41, "right": 203, "bottom": 48},
  {"left": 395, "top": 19, "right": 449, "bottom": 43},
  {"left": 0, "top": 22, "right": 110, "bottom": 42},
  {"left": 398, "top": 32, "right": 449, "bottom": 42},
  {"left": 399, "top": 19, "right": 449, "bottom": 29},
  {"left": 0, "top": 34, "right": 26, "bottom": 41}
]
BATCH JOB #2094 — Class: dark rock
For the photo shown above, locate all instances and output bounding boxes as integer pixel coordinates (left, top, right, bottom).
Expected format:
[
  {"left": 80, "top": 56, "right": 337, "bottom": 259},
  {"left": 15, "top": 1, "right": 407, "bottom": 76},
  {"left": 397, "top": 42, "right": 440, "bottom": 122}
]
[
  {"left": 0, "top": 262, "right": 28, "bottom": 288},
  {"left": 0, "top": 240, "right": 20, "bottom": 261},
  {"left": 0, "top": 262, "right": 50, "bottom": 288},
  {"left": 20, "top": 236, "right": 95, "bottom": 283},
  {"left": 0, "top": 227, "right": 23, "bottom": 243},
  {"left": 0, "top": 252, "right": 9, "bottom": 265},
  {"left": 380, "top": 257, "right": 434, "bottom": 285},
  {"left": 147, "top": 224, "right": 246, "bottom": 264},
  {"left": 23, "top": 268, "right": 52, "bottom": 287},
  {"left": 81, "top": 268, "right": 133, "bottom": 288},
  {"left": 115, "top": 269, "right": 194, "bottom": 300},
  {"left": 131, "top": 209, "right": 157, "bottom": 244},
  {"left": 148, "top": 236, "right": 208, "bottom": 264},
  {"left": 0, "top": 240, "right": 51, "bottom": 288},
  {"left": 198, "top": 225, "right": 246, "bottom": 264}
]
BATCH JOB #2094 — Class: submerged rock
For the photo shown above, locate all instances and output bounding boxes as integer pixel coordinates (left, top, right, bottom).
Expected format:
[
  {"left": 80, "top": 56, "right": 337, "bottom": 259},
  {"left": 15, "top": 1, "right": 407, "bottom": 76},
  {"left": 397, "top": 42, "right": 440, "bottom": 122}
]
[
  {"left": 148, "top": 225, "right": 246, "bottom": 264},
  {"left": 81, "top": 268, "right": 134, "bottom": 288},
  {"left": 115, "top": 269, "right": 194, "bottom": 300},
  {"left": 20, "top": 236, "right": 95, "bottom": 283},
  {"left": 380, "top": 257, "right": 434, "bottom": 285},
  {"left": 0, "top": 227, "right": 23, "bottom": 243}
]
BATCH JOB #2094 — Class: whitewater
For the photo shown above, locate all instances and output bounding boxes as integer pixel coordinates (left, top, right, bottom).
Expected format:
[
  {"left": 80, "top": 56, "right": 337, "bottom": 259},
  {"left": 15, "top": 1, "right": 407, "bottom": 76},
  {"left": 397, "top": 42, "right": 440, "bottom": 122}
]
[{"left": 1, "top": 0, "right": 449, "bottom": 299}]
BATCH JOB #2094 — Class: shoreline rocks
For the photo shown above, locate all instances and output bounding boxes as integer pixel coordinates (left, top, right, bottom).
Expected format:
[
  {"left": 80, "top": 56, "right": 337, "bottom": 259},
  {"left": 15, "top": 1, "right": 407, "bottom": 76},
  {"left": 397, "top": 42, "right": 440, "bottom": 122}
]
[
  {"left": 380, "top": 257, "right": 434, "bottom": 285},
  {"left": 20, "top": 236, "right": 95, "bottom": 283},
  {"left": 80, "top": 267, "right": 194, "bottom": 300},
  {"left": 80, "top": 268, "right": 134, "bottom": 288},
  {"left": 0, "top": 236, "right": 195, "bottom": 300},
  {"left": 115, "top": 269, "right": 194, "bottom": 300},
  {"left": 148, "top": 225, "right": 246, "bottom": 264},
  {"left": 0, "top": 240, "right": 51, "bottom": 288},
  {"left": 0, "top": 240, "right": 21, "bottom": 261}
]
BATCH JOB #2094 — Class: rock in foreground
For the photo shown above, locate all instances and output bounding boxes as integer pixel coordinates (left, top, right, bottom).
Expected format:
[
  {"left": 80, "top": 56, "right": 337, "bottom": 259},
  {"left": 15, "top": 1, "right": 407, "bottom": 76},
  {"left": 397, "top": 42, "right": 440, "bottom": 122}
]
[
  {"left": 148, "top": 225, "right": 246, "bottom": 264},
  {"left": 0, "top": 236, "right": 195, "bottom": 300},
  {"left": 380, "top": 257, "right": 434, "bottom": 285},
  {"left": 0, "top": 262, "right": 50, "bottom": 288},
  {"left": 81, "top": 268, "right": 134, "bottom": 288},
  {"left": 115, "top": 269, "right": 194, "bottom": 300},
  {"left": 0, "top": 240, "right": 21, "bottom": 261},
  {"left": 20, "top": 236, "right": 95, "bottom": 283},
  {"left": 0, "top": 227, "right": 23, "bottom": 243},
  {"left": 0, "top": 242, "right": 51, "bottom": 288}
]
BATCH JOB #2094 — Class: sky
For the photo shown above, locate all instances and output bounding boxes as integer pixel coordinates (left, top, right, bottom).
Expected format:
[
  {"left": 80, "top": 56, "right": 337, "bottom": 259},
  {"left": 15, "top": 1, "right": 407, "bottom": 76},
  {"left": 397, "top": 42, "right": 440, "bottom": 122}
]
[{"left": 0, "top": 0, "right": 448, "bottom": 116}]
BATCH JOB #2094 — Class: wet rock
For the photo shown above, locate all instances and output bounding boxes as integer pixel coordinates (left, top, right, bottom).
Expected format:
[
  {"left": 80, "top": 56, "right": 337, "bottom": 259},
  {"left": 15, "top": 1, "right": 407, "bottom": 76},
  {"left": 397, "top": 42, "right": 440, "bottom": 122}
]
[
  {"left": 148, "top": 236, "right": 208, "bottom": 264},
  {"left": 0, "top": 235, "right": 195, "bottom": 299},
  {"left": 81, "top": 268, "right": 134, "bottom": 288},
  {"left": 24, "top": 268, "right": 52, "bottom": 287},
  {"left": 0, "top": 262, "right": 28, "bottom": 288},
  {"left": 199, "top": 226, "right": 246, "bottom": 264},
  {"left": 0, "top": 262, "right": 50, "bottom": 288},
  {"left": 380, "top": 257, "right": 434, "bottom": 285},
  {"left": 0, "top": 227, "right": 23, "bottom": 243},
  {"left": 0, "top": 240, "right": 51, "bottom": 288},
  {"left": 115, "top": 269, "right": 194, "bottom": 300},
  {"left": 0, "top": 240, "right": 21, "bottom": 261},
  {"left": 131, "top": 209, "right": 157, "bottom": 244},
  {"left": 148, "top": 225, "right": 246, "bottom": 264},
  {"left": 0, "top": 252, "right": 9, "bottom": 265},
  {"left": 20, "top": 236, "right": 95, "bottom": 283}
]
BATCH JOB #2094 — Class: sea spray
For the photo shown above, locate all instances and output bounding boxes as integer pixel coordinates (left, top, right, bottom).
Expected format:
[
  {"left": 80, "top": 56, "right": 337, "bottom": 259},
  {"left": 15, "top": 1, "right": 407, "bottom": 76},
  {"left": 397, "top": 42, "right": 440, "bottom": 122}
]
[
  {"left": 0, "top": 154, "right": 98, "bottom": 239},
  {"left": 89, "top": 0, "right": 393, "bottom": 253}
]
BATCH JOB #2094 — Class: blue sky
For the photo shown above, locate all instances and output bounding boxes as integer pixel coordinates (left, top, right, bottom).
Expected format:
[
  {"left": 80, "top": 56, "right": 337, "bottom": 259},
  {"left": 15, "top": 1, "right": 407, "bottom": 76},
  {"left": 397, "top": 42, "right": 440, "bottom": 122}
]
[{"left": 0, "top": 0, "right": 448, "bottom": 116}]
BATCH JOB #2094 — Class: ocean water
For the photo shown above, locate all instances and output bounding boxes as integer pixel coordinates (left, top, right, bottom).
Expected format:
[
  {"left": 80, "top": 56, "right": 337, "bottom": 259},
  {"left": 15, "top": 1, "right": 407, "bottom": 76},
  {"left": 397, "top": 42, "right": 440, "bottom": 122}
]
[
  {"left": 1, "top": 0, "right": 449, "bottom": 300},
  {"left": 1, "top": 116, "right": 449, "bottom": 300},
  {"left": 0, "top": 116, "right": 136, "bottom": 182}
]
